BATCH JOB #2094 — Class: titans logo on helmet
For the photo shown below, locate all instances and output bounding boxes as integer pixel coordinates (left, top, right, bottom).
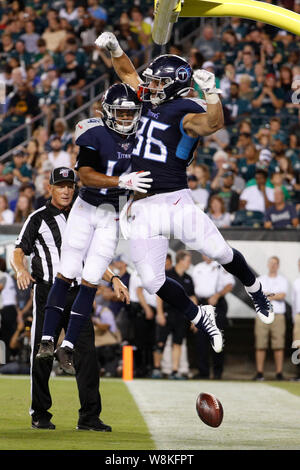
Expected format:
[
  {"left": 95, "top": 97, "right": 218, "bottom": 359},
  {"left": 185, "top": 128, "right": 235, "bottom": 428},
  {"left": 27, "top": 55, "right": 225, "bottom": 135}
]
[{"left": 176, "top": 66, "right": 191, "bottom": 83}]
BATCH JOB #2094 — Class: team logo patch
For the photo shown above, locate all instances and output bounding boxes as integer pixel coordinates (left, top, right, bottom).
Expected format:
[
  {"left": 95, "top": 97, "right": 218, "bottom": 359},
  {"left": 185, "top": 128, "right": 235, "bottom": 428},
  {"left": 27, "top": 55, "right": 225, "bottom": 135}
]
[
  {"left": 60, "top": 169, "right": 70, "bottom": 178},
  {"left": 176, "top": 66, "right": 191, "bottom": 82},
  {"left": 121, "top": 142, "right": 131, "bottom": 151}
]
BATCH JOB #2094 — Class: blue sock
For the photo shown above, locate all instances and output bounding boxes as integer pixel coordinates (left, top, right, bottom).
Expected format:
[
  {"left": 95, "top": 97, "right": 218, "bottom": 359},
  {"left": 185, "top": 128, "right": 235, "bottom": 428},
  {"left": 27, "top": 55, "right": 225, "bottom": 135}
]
[
  {"left": 157, "top": 277, "right": 198, "bottom": 321},
  {"left": 222, "top": 248, "right": 256, "bottom": 287},
  {"left": 42, "top": 277, "right": 70, "bottom": 339},
  {"left": 64, "top": 284, "right": 97, "bottom": 346}
]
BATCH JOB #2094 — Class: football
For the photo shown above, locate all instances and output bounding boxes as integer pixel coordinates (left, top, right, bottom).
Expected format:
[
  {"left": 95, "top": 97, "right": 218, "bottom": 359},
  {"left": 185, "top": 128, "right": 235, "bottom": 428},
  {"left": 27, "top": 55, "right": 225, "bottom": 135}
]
[{"left": 196, "top": 392, "right": 224, "bottom": 428}]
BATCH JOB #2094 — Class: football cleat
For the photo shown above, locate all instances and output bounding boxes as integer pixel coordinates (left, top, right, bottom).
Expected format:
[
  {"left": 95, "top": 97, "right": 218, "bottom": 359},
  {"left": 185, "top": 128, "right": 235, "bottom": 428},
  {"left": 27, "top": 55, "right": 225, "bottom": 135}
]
[
  {"left": 247, "top": 284, "right": 274, "bottom": 324},
  {"left": 76, "top": 419, "right": 112, "bottom": 432},
  {"left": 36, "top": 340, "right": 54, "bottom": 359},
  {"left": 193, "top": 305, "right": 223, "bottom": 353},
  {"left": 54, "top": 346, "right": 76, "bottom": 375}
]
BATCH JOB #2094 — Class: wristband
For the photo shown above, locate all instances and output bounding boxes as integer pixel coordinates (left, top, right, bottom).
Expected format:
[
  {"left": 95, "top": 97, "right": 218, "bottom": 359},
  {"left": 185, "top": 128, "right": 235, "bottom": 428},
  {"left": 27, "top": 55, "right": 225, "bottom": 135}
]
[
  {"left": 204, "top": 93, "right": 220, "bottom": 104},
  {"left": 110, "top": 45, "right": 123, "bottom": 58},
  {"left": 110, "top": 274, "right": 121, "bottom": 283}
]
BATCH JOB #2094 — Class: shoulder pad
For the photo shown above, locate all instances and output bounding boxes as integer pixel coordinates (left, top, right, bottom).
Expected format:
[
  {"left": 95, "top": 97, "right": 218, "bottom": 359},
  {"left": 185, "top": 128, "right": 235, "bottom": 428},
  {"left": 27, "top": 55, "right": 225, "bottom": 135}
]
[{"left": 75, "top": 118, "right": 104, "bottom": 141}]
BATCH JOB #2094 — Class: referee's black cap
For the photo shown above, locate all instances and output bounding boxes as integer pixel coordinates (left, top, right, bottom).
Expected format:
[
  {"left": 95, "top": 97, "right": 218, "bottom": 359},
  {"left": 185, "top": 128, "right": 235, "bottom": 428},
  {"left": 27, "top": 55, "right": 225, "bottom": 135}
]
[{"left": 50, "top": 167, "right": 76, "bottom": 185}]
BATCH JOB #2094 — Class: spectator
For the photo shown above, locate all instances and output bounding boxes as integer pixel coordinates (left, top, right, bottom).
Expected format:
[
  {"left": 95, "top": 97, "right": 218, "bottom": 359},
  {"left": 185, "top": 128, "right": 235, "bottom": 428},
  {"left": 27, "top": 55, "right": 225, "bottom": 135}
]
[
  {"left": 152, "top": 250, "right": 196, "bottom": 380},
  {"left": 34, "top": 173, "right": 51, "bottom": 209},
  {"left": 59, "top": 50, "right": 86, "bottom": 106},
  {"left": 114, "top": 13, "right": 141, "bottom": 62},
  {"left": 48, "top": 135, "right": 72, "bottom": 169},
  {"left": 291, "top": 258, "right": 300, "bottom": 381},
  {"left": 223, "top": 82, "right": 251, "bottom": 122},
  {"left": 193, "top": 164, "right": 211, "bottom": 191},
  {"left": 99, "top": 255, "right": 130, "bottom": 321},
  {"left": 0, "top": 33, "right": 15, "bottom": 68},
  {"left": 260, "top": 39, "right": 283, "bottom": 75},
  {"left": 264, "top": 187, "right": 299, "bottom": 229},
  {"left": 12, "top": 39, "right": 34, "bottom": 68},
  {"left": 0, "top": 258, "right": 18, "bottom": 362},
  {"left": 42, "top": 17, "right": 67, "bottom": 53},
  {"left": 211, "top": 170, "right": 240, "bottom": 213},
  {"left": 8, "top": 80, "right": 40, "bottom": 118},
  {"left": 51, "top": 118, "right": 73, "bottom": 151},
  {"left": 128, "top": 6, "right": 152, "bottom": 49},
  {"left": 187, "top": 174, "right": 209, "bottom": 210},
  {"left": 220, "top": 63, "right": 236, "bottom": 99},
  {"left": 211, "top": 149, "right": 229, "bottom": 179},
  {"left": 92, "top": 304, "right": 121, "bottom": 377},
  {"left": 14, "top": 193, "right": 33, "bottom": 223},
  {"left": 254, "top": 256, "right": 289, "bottom": 381},
  {"left": 0, "top": 313, "right": 32, "bottom": 375},
  {"left": 238, "top": 143, "right": 259, "bottom": 182},
  {"left": 20, "top": 20, "right": 40, "bottom": 54},
  {"left": 190, "top": 254, "right": 235, "bottom": 379},
  {"left": 239, "top": 168, "right": 274, "bottom": 214},
  {"left": 208, "top": 195, "right": 231, "bottom": 228},
  {"left": 34, "top": 76, "right": 59, "bottom": 129},
  {"left": 0, "top": 195, "right": 14, "bottom": 224},
  {"left": 129, "top": 269, "right": 157, "bottom": 378},
  {"left": 235, "top": 45, "right": 256, "bottom": 84},
  {"left": 252, "top": 73, "right": 285, "bottom": 116},
  {"left": 87, "top": 0, "right": 107, "bottom": 23},
  {"left": 193, "top": 24, "right": 221, "bottom": 60},
  {"left": 25, "top": 138, "right": 40, "bottom": 169},
  {"left": 238, "top": 74, "right": 255, "bottom": 101},
  {"left": 59, "top": 0, "right": 79, "bottom": 26},
  {"left": 3, "top": 148, "right": 33, "bottom": 186}
]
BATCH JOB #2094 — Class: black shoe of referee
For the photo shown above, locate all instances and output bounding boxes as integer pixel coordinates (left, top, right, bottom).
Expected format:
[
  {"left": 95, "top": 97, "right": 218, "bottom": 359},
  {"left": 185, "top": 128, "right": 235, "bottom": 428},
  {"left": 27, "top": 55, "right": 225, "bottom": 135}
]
[
  {"left": 32, "top": 418, "right": 56, "bottom": 430},
  {"left": 54, "top": 346, "right": 76, "bottom": 375},
  {"left": 76, "top": 419, "right": 112, "bottom": 432},
  {"left": 36, "top": 340, "right": 54, "bottom": 359}
]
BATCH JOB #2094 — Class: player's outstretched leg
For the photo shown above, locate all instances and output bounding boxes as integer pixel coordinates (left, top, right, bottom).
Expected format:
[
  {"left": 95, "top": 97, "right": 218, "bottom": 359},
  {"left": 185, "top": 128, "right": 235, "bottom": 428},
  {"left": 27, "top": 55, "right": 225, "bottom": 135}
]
[
  {"left": 222, "top": 248, "right": 274, "bottom": 324},
  {"left": 54, "top": 283, "right": 97, "bottom": 375},
  {"left": 37, "top": 276, "right": 71, "bottom": 359},
  {"left": 157, "top": 277, "right": 223, "bottom": 353}
]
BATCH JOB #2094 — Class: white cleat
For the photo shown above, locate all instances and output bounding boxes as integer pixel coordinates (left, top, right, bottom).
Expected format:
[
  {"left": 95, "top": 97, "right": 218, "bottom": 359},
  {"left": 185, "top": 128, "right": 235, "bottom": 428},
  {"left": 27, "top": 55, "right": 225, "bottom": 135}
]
[
  {"left": 192, "top": 305, "right": 223, "bottom": 353},
  {"left": 247, "top": 284, "right": 275, "bottom": 324}
]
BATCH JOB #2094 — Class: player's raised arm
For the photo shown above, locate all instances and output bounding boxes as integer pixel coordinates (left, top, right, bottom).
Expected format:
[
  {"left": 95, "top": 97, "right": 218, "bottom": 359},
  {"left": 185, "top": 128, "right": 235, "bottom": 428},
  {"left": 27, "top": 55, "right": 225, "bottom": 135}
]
[
  {"left": 182, "top": 69, "right": 224, "bottom": 137},
  {"left": 95, "top": 32, "right": 142, "bottom": 90}
]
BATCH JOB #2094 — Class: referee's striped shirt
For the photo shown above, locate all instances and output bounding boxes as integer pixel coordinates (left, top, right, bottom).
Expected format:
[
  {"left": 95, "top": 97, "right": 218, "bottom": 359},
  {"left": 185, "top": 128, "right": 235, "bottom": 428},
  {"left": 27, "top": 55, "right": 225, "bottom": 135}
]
[{"left": 15, "top": 201, "right": 71, "bottom": 284}]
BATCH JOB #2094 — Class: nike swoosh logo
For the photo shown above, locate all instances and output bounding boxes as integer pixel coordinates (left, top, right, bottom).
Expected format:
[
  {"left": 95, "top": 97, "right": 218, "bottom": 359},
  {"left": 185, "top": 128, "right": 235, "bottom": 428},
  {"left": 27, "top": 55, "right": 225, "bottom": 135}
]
[{"left": 173, "top": 198, "right": 181, "bottom": 205}]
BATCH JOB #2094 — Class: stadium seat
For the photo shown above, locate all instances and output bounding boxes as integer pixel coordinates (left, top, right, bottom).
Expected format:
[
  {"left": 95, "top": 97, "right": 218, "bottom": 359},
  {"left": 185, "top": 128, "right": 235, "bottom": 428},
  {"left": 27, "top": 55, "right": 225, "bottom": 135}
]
[{"left": 232, "top": 210, "right": 264, "bottom": 227}]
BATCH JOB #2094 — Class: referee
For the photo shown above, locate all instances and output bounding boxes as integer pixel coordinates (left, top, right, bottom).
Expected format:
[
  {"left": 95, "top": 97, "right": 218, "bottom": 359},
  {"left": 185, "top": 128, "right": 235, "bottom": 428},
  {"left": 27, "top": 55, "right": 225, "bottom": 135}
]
[{"left": 11, "top": 167, "right": 111, "bottom": 431}]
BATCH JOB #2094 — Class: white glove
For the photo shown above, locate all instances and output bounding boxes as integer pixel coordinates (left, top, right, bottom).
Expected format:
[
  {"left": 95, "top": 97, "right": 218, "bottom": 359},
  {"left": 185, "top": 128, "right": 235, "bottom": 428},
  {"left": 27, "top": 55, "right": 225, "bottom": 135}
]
[
  {"left": 193, "top": 69, "right": 221, "bottom": 94},
  {"left": 95, "top": 32, "right": 123, "bottom": 58},
  {"left": 118, "top": 171, "right": 153, "bottom": 194}
]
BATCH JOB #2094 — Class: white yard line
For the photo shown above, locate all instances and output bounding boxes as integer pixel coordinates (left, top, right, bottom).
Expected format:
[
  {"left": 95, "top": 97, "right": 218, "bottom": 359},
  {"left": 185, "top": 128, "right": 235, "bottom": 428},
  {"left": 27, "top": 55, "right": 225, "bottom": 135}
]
[{"left": 126, "top": 380, "right": 300, "bottom": 450}]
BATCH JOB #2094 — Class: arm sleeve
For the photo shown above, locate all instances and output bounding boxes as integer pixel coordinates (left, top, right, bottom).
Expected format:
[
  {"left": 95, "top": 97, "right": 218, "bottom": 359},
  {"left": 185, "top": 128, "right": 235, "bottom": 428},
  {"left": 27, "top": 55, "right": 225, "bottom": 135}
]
[{"left": 75, "top": 146, "right": 100, "bottom": 170}]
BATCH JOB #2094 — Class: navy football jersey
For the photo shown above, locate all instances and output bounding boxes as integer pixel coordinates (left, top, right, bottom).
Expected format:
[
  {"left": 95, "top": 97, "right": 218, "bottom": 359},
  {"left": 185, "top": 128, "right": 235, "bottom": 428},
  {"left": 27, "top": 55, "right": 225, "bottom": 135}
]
[
  {"left": 131, "top": 97, "right": 205, "bottom": 192},
  {"left": 75, "top": 117, "right": 136, "bottom": 210}
]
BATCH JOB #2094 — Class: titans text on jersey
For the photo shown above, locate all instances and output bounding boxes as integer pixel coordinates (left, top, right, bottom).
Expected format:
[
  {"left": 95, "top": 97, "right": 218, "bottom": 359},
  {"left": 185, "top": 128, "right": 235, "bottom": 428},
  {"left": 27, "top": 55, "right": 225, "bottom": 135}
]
[
  {"left": 131, "top": 98, "right": 205, "bottom": 193},
  {"left": 75, "top": 117, "right": 137, "bottom": 210}
]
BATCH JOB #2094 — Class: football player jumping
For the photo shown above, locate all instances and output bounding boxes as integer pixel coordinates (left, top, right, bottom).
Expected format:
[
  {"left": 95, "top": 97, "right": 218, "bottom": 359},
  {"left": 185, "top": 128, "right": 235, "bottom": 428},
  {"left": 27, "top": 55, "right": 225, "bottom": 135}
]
[
  {"left": 36, "top": 83, "right": 152, "bottom": 373},
  {"left": 94, "top": 33, "right": 274, "bottom": 354}
]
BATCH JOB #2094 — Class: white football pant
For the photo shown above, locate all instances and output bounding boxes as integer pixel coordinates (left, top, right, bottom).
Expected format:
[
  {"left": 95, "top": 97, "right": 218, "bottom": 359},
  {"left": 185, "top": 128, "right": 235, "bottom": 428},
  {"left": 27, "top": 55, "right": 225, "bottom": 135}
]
[
  {"left": 59, "top": 197, "right": 119, "bottom": 285},
  {"left": 120, "top": 189, "right": 233, "bottom": 295}
]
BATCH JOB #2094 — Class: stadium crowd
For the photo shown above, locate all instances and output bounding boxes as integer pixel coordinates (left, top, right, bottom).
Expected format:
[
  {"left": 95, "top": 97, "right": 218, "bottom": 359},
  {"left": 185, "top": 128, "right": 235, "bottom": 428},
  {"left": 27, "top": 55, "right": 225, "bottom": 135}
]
[{"left": 0, "top": 1, "right": 300, "bottom": 380}]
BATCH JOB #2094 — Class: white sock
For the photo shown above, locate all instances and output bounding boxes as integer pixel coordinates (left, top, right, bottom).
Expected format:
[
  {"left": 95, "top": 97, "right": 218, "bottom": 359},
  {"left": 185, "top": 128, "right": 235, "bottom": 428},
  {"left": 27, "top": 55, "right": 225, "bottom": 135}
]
[
  {"left": 42, "top": 335, "right": 54, "bottom": 342},
  {"left": 245, "top": 279, "right": 261, "bottom": 294},
  {"left": 61, "top": 340, "right": 74, "bottom": 349}
]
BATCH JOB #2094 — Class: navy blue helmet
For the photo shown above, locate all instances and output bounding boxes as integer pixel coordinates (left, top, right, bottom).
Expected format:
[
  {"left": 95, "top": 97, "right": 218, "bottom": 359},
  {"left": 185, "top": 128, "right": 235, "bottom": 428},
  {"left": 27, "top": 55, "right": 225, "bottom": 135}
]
[
  {"left": 138, "top": 54, "right": 192, "bottom": 105},
  {"left": 102, "top": 83, "right": 142, "bottom": 135}
]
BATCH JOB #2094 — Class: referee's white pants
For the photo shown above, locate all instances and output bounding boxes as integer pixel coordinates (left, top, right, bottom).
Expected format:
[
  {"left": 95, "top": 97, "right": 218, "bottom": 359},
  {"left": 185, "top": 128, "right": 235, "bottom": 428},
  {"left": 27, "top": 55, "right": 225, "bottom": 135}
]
[
  {"left": 120, "top": 189, "right": 233, "bottom": 295},
  {"left": 59, "top": 197, "right": 119, "bottom": 285}
]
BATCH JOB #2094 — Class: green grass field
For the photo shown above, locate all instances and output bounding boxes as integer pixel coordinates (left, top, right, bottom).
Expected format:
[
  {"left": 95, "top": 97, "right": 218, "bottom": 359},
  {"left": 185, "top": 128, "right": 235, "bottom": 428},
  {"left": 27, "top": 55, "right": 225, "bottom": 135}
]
[
  {"left": 0, "top": 376, "right": 300, "bottom": 451},
  {"left": 0, "top": 376, "right": 155, "bottom": 450}
]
